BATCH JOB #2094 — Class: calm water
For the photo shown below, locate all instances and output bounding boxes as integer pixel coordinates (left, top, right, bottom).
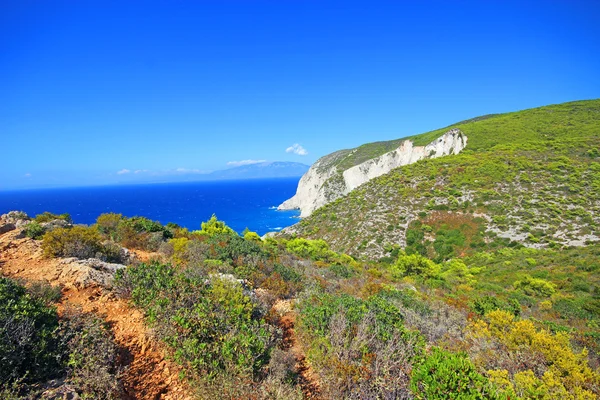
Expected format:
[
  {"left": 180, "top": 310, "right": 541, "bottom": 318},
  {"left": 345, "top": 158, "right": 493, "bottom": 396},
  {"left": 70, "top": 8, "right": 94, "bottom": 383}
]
[{"left": 0, "top": 178, "right": 301, "bottom": 235}]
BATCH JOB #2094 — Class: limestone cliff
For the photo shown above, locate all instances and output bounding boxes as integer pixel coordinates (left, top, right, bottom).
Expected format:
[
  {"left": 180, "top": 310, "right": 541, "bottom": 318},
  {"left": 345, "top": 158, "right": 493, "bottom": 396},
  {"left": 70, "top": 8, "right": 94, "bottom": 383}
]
[{"left": 279, "top": 129, "right": 467, "bottom": 217}]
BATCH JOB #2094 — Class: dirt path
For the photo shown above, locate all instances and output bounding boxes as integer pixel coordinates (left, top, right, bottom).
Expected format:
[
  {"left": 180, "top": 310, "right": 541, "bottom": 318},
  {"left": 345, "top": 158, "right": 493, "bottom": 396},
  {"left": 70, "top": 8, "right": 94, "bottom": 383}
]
[
  {"left": 274, "top": 301, "right": 322, "bottom": 399},
  {"left": 0, "top": 231, "right": 193, "bottom": 400}
]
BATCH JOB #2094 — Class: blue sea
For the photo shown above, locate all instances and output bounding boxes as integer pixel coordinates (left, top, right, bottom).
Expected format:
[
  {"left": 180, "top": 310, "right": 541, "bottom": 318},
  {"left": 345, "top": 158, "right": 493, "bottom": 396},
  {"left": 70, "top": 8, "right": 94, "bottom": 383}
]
[{"left": 0, "top": 178, "right": 301, "bottom": 236}]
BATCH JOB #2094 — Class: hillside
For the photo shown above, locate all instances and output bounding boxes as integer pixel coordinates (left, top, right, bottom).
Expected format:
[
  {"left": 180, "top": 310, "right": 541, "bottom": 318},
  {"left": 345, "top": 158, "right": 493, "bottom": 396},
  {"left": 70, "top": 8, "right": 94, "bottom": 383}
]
[
  {"left": 3, "top": 210, "right": 599, "bottom": 399},
  {"left": 284, "top": 99, "right": 600, "bottom": 260},
  {"left": 278, "top": 129, "right": 467, "bottom": 217}
]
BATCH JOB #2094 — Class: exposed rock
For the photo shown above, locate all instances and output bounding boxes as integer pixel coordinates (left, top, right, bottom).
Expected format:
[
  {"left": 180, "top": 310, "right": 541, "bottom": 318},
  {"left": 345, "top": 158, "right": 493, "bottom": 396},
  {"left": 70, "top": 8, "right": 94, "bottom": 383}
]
[
  {"left": 0, "top": 223, "right": 16, "bottom": 234},
  {"left": 0, "top": 210, "right": 30, "bottom": 224},
  {"left": 0, "top": 211, "right": 30, "bottom": 234},
  {"left": 56, "top": 258, "right": 127, "bottom": 289},
  {"left": 279, "top": 129, "right": 467, "bottom": 217},
  {"left": 40, "top": 219, "right": 72, "bottom": 231}
]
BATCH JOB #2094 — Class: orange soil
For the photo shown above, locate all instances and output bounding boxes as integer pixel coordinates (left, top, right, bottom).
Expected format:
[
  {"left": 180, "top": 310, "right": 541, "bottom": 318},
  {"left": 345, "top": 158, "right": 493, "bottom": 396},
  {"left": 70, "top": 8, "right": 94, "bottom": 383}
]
[{"left": 274, "top": 301, "right": 322, "bottom": 399}]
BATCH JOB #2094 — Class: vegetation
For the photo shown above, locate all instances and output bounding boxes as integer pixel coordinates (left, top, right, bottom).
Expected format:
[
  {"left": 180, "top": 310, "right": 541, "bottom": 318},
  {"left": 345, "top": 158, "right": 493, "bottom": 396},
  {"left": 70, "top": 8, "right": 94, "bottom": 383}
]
[
  {"left": 2, "top": 100, "right": 599, "bottom": 398},
  {"left": 291, "top": 99, "right": 600, "bottom": 259},
  {"left": 0, "top": 277, "right": 62, "bottom": 384},
  {"left": 5, "top": 206, "right": 600, "bottom": 398},
  {"left": 116, "top": 263, "right": 277, "bottom": 381},
  {"left": 23, "top": 221, "right": 45, "bottom": 239},
  {"left": 410, "top": 347, "right": 495, "bottom": 399},
  {"left": 42, "top": 225, "right": 105, "bottom": 259},
  {"left": 0, "top": 278, "right": 121, "bottom": 398},
  {"left": 34, "top": 211, "right": 72, "bottom": 224}
]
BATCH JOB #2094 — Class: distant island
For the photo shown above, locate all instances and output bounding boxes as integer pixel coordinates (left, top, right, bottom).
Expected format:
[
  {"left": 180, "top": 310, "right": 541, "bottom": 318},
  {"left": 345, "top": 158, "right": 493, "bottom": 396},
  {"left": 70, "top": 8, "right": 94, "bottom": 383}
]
[
  {"left": 112, "top": 161, "right": 310, "bottom": 186},
  {"left": 203, "top": 161, "right": 309, "bottom": 181}
]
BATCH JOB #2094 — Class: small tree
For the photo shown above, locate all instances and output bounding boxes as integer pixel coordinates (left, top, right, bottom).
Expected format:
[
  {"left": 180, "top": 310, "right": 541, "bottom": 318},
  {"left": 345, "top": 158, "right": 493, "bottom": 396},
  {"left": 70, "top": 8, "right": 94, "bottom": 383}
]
[{"left": 197, "top": 214, "right": 236, "bottom": 237}]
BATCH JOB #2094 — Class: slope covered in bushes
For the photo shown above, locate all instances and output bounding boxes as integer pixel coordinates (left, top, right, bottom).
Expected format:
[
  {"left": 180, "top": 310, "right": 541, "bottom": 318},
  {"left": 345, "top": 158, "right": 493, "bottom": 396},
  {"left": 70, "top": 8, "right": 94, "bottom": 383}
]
[
  {"left": 287, "top": 99, "right": 600, "bottom": 259},
  {"left": 2, "top": 178, "right": 599, "bottom": 399}
]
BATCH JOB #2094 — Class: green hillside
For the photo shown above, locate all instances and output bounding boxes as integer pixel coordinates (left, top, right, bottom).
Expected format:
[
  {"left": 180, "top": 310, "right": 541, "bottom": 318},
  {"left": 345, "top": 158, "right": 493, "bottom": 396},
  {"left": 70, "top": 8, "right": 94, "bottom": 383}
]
[
  {"left": 289, "top": 99, "right": 600, "bottom": 260},
  {"left": 4, "top": 208, "right": 600, "bottom": 398}
]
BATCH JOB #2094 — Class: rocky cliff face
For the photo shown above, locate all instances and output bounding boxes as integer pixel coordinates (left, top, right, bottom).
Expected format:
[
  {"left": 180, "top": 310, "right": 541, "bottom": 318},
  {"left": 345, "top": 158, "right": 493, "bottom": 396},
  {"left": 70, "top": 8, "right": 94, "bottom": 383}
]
[{"left": 279, "top": 129, "right": 467, "bottom": 217}]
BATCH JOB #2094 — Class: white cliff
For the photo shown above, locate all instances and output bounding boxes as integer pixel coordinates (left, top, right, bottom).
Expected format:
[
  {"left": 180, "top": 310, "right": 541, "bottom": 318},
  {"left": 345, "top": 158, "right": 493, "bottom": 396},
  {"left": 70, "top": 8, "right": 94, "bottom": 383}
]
[{"left": 279, "top": 129, "right": 467, "bottom": 217}]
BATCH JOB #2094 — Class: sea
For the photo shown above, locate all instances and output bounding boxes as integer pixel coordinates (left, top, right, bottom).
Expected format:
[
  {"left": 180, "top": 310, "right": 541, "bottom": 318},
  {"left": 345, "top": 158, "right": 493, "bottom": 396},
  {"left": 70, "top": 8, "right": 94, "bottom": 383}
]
[{"left": 0, "top": 178, "right": 301, "bottom": 236}]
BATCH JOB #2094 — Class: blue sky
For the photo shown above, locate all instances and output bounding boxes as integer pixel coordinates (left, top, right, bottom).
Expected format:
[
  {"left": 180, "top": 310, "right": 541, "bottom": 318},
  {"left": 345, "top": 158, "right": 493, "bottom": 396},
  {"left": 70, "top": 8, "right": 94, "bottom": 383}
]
[{"left": 1, "top": 0, "right": 599, "bottom": 190}]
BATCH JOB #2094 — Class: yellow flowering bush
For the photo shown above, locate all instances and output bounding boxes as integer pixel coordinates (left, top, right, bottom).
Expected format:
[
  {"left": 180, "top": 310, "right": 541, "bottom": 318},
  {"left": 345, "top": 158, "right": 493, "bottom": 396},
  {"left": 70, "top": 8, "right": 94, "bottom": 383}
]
[{"left": 467, "top": 310, "right": 598, "bottom": 399}]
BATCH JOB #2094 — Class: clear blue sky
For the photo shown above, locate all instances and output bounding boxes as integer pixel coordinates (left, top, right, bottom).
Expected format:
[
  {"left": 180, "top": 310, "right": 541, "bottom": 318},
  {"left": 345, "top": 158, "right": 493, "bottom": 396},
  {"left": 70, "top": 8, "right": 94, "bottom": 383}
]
[{"left": 1, "top": 0, "right": 599, "bottom": 190}]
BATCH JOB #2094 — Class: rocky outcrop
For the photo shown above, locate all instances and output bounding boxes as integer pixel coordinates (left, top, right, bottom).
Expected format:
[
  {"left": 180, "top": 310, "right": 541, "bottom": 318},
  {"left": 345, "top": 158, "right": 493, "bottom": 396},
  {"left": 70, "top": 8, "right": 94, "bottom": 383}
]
[
  {"left": 0, "top": 211, "right": 30, "bottom": 233},
  {"left": 279, "top": 129, "right": 467, "bottom": 217},
  {"left": 56, "top": 258, "right": 127, "bottom": 289},
  {"left": 0, "top": 218, "right": 129, "bottom": 290}
]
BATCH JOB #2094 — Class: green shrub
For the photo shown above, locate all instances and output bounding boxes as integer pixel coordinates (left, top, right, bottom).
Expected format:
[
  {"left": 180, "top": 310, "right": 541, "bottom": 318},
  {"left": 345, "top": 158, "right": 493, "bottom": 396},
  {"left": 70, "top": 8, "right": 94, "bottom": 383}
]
[
  {"left": 115, "top": 263, "right": 277, "bottom": 379},
  {"left": 273, "top": 263, "right": 302, "bottom": 284},
  {"left": 391, "top": 252, "right": 441, "bottom": 280},
  {"left": 95, "top": 212, "right": 123, "bottom": 239},
  {"left": 58, "top": 308, "right": 122, "bottom": 398},
  {"left": 471, "top": 296, "right": 521, "bottom": 317},
  {"left": 206, "top": 233, "right": 265, "bottom": 266},
  {"left": 100, "top": 240, "right": 127, "bottom": 263},
  {"left": 24, "top": 221, "right": 45, "bottom": 239},
  {"left": 329, "top": 264, "right": 354, "bottom": 278},
  {"left": 42, "top": 226, "right": 104, "bottom": 259},
  {"left": 112, "top": 216, "right": 173, "bottom": 250},
  {"left": 410, "top": 347, "right": 495, "bottom": 399},
  {"left": 26, "top": 280, "right": 62, "bottom": 305},
  {"left": 286, "top": 238, "right": 336, "bottom": 261},
  {"left": 514, "top": 275, "right": 556, "bottom": 297},
  {"left": 298, "top": 292, "right": 423, "bottom": 398},
  {"left": 34, "top": 211, "right": 72, "bottom": 224},
  {"left": 0, "top": 277, "right": 62, "bottom": 384},
  {"left": 242, "top": 228, "right": 262, "bottom": 242},
  {"left": 196, "top": 214, "right": 236, "bottom": 237}
]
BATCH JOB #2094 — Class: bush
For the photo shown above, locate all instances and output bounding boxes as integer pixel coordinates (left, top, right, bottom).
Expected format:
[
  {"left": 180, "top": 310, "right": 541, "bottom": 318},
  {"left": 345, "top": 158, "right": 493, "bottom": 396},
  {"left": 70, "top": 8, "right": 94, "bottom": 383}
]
[
  {"left": 329, "top": 263, "right": 354, "bottom": 278},
  {"left": 196, "top": 214, "right": 236, "bottom": 237},
  {"left": 26, "top": 280, "right": 62, "bottom": 305},
  {"left": 96, "top": 213, "right": 123, "bottom": 239},
  {"left": 115, "top": 263, "right": 278, "bottom": 380},
  {"left": 410, "top": 347, "right": 495, "bottom": 399},
  {"left": 391, "top": 252, "right": 441, "bottom": 280},
  {"left": 286, "top": 238, "right": 336, "bottom": 261},
  {"left": 34, "top": 211, "right": 72, "bottom": 224},
  {"left": 466, "top": 310, "right": 599, "bottom": 398},
  {"left": 471, "top": 296, "right": 521, "bottom": 317},
  {"left": 24, "top": 221, "right": 45, "bottom": 239},
  {"left": 42, "top": 226, "right": 104, "bottom": 259},
  {"left": 0, "top": 277, "right": 62, "bottom": 384},
  {"left": 100, "top": 240, "right": 128, "bottom": 263},
  {"left": 298, "top": 292, "right": 424, "bottom": 398},
  {"left": 205, "top": 233, "right": 266, "bottom": 266},
  {"left": 58, "top": 308, "right": 122, "bottom": 398},
  {"left": 514, "top": 275, "right": 556, "bottom": 297},
  {"left": 113, "top": 216, "right": 173, "bottom": 250}
]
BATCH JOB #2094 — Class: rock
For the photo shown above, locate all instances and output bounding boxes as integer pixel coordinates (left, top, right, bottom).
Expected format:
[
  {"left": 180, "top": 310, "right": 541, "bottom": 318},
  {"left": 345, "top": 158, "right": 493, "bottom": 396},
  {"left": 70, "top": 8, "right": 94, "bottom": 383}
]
[
  {"left": 279, "top": 129, "right": 467, "bottom": 217},
  {"left": 0, "top": 210, "right": 30, "bottom": 225},
  {"left": 0, "top": 222, "right": 15, "bottom": 234},
  {"left": 40, "top": 219, "right": 72, "bottom": 231},
  {"left": 0, "top": 211, "right": 30, "bottom": 234},
  {"left": 57, "top": 257, "right": 127, "bottom": 289}
]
